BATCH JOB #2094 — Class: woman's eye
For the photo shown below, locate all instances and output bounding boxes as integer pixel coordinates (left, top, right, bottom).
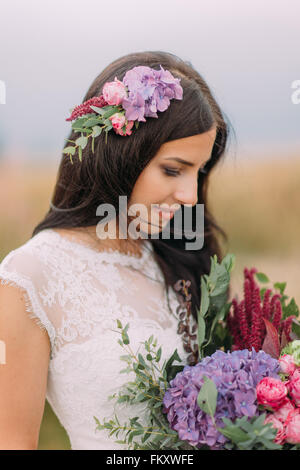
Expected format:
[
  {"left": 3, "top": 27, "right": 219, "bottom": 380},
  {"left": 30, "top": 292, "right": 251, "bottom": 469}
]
[
  {"left": 164, "top": 168, "right": 180, "bottom": 177},
  {"left": 163, "top": 166, "right": 207, "bottom": 177}
]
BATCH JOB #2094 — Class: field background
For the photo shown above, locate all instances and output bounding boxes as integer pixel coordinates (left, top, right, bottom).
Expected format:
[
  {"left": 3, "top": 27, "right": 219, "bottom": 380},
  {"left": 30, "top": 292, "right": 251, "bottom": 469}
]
[{"left": 0, "top": 155, "right": 299, "bottom": 449}]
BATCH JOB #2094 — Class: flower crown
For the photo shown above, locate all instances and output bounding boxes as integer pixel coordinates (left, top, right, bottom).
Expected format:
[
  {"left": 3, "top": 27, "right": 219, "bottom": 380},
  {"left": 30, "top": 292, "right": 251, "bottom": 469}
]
[{"left": 63, "top": 65, "right": 183, "bottom": 163}]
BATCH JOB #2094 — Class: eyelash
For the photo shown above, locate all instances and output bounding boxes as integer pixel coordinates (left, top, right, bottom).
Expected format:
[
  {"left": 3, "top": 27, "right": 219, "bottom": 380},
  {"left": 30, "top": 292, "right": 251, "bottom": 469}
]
[{"left": 163, "top": 167, "right": 207, "bottom": 177}]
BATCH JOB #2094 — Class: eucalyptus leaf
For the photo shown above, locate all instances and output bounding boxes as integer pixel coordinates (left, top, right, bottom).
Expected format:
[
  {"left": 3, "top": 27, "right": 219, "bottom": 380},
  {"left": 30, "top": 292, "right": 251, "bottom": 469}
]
[
  {"left": 91, "top": 125, "right": 102, "bottom": 137},
  {"left": 75, "top": 136, "right": 88, "bottom": 149},
  {"left": 62, "top": 146, "right": 75, "bottom": 155},
  {"left": 71, "top": 117, "right": 90, "bottom": 129},
  {"left": 197, "top": 314, "right": 206, "bottom": 352},
  {"left": 155, "top": 347, "right": 162, "bottom": 362},
  {"left": 102, "top": 107, "right": 120, "bottom": 119},
  {"left": 209, "top": 266, "right": 230, "bottom": 297},
  {"left": 72, "top": 127, "right": 89, "bottom": 133},
  {"left": 199, "top": 277, "right": 209, "bottom": 316},
  {"left": 221, "top": 253, "right": 236, "bottom": 273},
  {"left": 197, "top": 376, "right": 217, "bottom": 417},
  {"left": 90, "top": 105, "right": 106, "bottom": 115},
  {"left": 83, "top": 116, "right": 102, "bottom": 128}
]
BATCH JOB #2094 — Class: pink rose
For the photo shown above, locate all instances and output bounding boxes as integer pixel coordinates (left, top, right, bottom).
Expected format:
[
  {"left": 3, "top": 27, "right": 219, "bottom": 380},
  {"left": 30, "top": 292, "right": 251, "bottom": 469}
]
[
  {"left": 291, "top": 368, "right": 300, "bottom": 380},
  {"left": 285, "top": 409, "right": 300, "bottom": 444},
  {"left": 279, "top": 354, "right": 296, "bottom": 376},
  {"left": 273, "top": 398, "right": 295, "bottom": 423},
  {"left": 256, "top": 377, "right": 288, "bottom": 411},
  {"left": 102, "top": 77, "right": 128, "bottom": 106},
  {"left": 264, "top": 414, "right": 286, "bottom": 445},
  {"left": 288, "top": 372, "right": 300, "bottom": 406},
  {"left": 109, "top": 113, "right": 126, "bottom": 130},
  {"left": 115, "top": 120, "right": 134, "bottom": 136}
]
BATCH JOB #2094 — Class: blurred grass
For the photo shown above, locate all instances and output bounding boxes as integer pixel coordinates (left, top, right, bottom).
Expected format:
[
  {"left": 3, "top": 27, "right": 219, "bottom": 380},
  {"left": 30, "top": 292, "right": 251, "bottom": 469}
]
[
  {"left": 38, "top": 401, "right": 71, "bottom": 450},
  {"left": 207, "top": 156, "right": 300, "bottom": 306},
  {"left": 0, "top": 154, "right": 299, "bottom": 449},
  {"left": 208, "top": 156, "right": 300, "bottom": 255}
]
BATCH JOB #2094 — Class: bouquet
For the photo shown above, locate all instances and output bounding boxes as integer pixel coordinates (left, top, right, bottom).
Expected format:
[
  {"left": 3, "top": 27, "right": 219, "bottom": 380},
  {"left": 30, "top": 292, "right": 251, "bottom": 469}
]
[{"left": 94, "top": 254, "right": 300, "bottom": 450}]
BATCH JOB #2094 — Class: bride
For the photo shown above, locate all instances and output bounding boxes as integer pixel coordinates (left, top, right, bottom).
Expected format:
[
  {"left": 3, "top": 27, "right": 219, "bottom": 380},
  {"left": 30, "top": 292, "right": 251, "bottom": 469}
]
[{"left": 0, "top": 50, "right": 230, "bottom": 450}]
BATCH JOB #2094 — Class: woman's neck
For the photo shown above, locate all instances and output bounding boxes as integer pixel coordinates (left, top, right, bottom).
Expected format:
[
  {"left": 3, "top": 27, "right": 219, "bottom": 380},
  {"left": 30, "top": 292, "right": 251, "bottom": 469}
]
[{"left": 74, "top": 223, "right": 145, "bottom": 257}]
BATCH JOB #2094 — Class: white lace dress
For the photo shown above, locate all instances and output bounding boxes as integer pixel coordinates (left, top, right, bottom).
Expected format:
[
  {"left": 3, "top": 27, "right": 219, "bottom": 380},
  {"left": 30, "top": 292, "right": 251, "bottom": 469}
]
[{"left": 0, "top": 228, "right": 193, "bottom": 450}]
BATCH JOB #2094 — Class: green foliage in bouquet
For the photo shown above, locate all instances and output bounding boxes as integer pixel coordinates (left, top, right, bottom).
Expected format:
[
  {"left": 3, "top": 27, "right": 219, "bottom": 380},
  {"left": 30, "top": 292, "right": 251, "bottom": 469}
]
[
  {"left": 196, "top": 253, "right": 235, "bottom": 358},
  {"left": 218, "top": 414, "right": 281, "bottom": 450},
  {"left": 94, "top": 321, "right": 281, "bottom": 450},
  {"left": 94, "top": 322, "right": 193, "bottom": 450}
]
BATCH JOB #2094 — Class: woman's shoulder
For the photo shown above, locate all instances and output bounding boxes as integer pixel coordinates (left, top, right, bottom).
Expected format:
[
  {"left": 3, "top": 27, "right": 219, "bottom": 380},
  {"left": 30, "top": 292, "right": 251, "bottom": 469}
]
[
  {"left": 0, "top": 230, "right": 59, "bottom": 358},
  {"left": 0, "top": 229, "right": 54, "bottom": 275}
]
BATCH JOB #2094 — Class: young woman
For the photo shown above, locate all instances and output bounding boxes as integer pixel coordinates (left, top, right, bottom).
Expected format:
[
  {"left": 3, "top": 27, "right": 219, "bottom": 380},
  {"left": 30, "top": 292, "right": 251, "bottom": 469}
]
[{"left": 0, "top": 50, "right": 231, "bottom": 449}]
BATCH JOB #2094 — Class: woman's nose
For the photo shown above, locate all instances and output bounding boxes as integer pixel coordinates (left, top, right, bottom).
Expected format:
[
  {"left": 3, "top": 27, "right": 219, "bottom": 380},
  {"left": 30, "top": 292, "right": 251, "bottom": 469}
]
[{"left": 174, "top": 182, "right": 198, "bottom": 207}]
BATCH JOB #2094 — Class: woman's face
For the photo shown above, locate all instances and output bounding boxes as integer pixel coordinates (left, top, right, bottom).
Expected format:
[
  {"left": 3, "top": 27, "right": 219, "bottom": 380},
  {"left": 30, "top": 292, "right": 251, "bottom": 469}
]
[{"left": 127, "top": 126, "right": 217, "bottom": 237}]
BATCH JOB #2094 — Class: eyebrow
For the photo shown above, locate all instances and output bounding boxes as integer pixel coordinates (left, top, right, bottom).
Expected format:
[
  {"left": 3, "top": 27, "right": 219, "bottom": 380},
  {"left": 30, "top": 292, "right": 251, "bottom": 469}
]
[{"left": 164, "top": 156, "right": 209, "bottom": 167}]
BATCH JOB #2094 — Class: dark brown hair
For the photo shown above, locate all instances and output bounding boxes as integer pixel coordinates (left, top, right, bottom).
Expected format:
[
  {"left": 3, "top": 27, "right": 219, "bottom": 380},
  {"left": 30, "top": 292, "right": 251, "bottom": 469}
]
[{"left": 32, "top": 50, "right": 233, "bottom": 321}]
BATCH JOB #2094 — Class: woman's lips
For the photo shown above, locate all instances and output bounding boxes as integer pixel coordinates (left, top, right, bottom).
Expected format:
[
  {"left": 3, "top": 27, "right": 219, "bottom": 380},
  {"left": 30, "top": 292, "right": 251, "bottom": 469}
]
[{"left": 152, "top": 206, "right": 175, "bottom": 220}]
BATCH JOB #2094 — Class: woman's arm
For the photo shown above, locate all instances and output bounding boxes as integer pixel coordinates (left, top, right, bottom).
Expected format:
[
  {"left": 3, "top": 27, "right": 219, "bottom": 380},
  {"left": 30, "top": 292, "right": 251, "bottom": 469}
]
[{"left": 0, "top": 283, "right": 50, "bottom": 450}]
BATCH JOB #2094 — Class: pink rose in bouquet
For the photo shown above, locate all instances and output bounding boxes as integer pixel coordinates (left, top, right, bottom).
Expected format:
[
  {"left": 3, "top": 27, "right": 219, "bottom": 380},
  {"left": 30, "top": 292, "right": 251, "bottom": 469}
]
[
  {"left": 273, "top": 398, "right": 295, "bottom": 423},
  {"left": 285, "top": 409, "right": 300, "bottom": 444},
  {"left": 109, "top": 112, "right": 126, "bottom": 130},
  {"left": 279, "top": 354, "right": 297, "bottom": 376},
  {"left": 256, "top": 377, "right": 288, "bottom": 411},
  {"left": 264, "top": 414, "right": 286, "bottom": 444},
  {"left": 114, "top": 120, "right": 134, "bottom": 136},
  {"left": 102, "top": 77, "right": 128, "bottom": 106},
  {"left": 287, "top": 369, "right": 300, "bottom": 407}
]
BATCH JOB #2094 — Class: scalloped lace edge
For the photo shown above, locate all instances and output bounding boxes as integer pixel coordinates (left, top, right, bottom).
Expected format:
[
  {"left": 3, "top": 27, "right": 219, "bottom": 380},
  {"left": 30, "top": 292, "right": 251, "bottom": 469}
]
[{"left": 0, "top": 271, "right": 56, "bottom": 360}]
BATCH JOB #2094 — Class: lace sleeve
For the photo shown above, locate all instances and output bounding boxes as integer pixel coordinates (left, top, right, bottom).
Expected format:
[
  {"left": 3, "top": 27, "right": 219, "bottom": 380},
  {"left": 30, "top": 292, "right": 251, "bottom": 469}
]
[{"left": 0, "top": 248, "right": 56, "bottom": 359}]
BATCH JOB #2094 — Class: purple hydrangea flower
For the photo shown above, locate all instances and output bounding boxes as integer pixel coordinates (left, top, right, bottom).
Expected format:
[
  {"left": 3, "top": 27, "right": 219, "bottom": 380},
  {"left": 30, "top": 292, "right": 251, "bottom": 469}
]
[
  {"left": 121, "top": 65, "right": 183, "bottom": 122},
  {"left": 163, "top": 348, "right": 280, "bottom": 449}
]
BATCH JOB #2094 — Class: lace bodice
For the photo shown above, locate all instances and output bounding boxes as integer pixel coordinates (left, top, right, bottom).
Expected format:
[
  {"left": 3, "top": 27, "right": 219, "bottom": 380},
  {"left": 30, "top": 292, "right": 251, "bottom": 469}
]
[{"left": 0, "top": 229, "right": 194, "bottom": 450}]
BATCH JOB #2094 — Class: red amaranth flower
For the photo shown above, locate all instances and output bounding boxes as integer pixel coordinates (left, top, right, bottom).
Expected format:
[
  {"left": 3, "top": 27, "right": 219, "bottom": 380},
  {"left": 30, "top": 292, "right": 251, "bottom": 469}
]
[
  {"left": 237, "top": 300, "right": 250, "bottom": 349},
  {"left": 66, "top": 95, "right": 108, "bottom": 122},
  {"left": 281, "top": 315, "right": 297, "bottom": 343},
  {"left": 262, "top": 289, "right": 272, "bottom": 318},
  {"left": 228, "top": 267, "right": 287, "bottom": 352}
]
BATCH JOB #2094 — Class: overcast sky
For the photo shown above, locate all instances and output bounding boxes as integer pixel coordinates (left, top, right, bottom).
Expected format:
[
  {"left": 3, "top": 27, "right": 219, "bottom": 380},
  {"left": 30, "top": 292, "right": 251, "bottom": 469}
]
[{"left": 0, "top": 0, "right": 299, "bottom": 164}]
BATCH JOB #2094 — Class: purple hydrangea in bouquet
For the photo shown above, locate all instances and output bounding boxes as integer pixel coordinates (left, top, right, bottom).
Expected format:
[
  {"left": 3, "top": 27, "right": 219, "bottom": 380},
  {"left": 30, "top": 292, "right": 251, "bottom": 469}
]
[{"left": 163, "top": 348, "right": 280, "bottom": 449}]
